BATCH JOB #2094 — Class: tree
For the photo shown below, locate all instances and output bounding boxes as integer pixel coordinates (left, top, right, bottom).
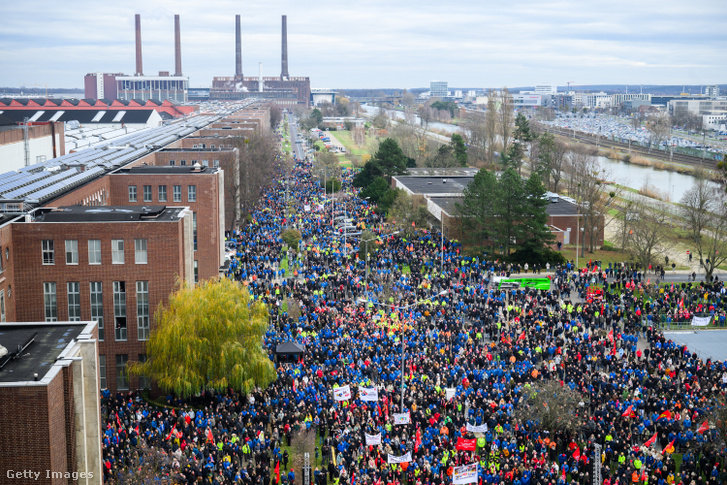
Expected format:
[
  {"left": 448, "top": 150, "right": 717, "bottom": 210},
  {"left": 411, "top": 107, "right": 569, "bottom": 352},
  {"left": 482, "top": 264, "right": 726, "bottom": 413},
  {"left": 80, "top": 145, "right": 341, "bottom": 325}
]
[
  {"left": 535, "top": 133, "right": 556, "bottom": 186},
  {"left": 462, "top": 111, "right": 488, "bottom": 167},
  {"left": 113, "top": 444, "right": 187, "bottom": 484},
  {"left": 310, "top": 108, "right": 323, "bottom": 127},
  {"left": 485, "top": 92, "right": 499, "bottom": 164},
  {"left": 492, "top": 168, "right": 524, "bottom": 256},
  {"left": 515, "top": 380, "right": 589, "bottom": 435},
  {"left": 499, "top": 142, "right": 524, "bottom": 172},
  {"left": 372, "top": 138, "right": 408, "bottom": 181},
  {"left": 646, "top": 112, "right": 671, "bottom": 149},
  {"left": 267, "top": 104, "right": 283, "bottom": 128},
  {"left": 496, "top": 88, "right": 514, "bottom": 154},
  {"left": 388, "top": 191, "right": 429, "bottom": 235},
  {"left": 425, "top": 144, "right": 458, "bottom": 168},
  {"left": 130, "top": 279, "right": 276, "bottom": 398},
  {"left": 680, "top": 175, "right": 727, "bottom": 280},
  {"left": 231, "top": 131, "right": 279, "bottom": 229},
  {"left": 372, "top": 109, "right": 388, "bottom": 129},
  {"left": 316, "top": 150, "right": 340, "bottom": 180},
  {"left": 626, "top": 201, "right": 671, "bottom": 268},
  {"left": 456, "top": 169, "right": 499, "bottom": 249},
  {"left": 518, "top": 173, "right": 555, "bottom": 253},
  {"left": 450, "top": 133, "right": 468, "bottom": 166}
]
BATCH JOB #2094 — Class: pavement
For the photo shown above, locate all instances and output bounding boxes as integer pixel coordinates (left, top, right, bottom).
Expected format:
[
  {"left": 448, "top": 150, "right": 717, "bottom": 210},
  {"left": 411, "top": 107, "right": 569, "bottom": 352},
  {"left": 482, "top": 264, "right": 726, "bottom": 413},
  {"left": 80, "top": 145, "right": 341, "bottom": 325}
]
[{"left": 662, "top": 330, "right": 727, "bottom": 362}]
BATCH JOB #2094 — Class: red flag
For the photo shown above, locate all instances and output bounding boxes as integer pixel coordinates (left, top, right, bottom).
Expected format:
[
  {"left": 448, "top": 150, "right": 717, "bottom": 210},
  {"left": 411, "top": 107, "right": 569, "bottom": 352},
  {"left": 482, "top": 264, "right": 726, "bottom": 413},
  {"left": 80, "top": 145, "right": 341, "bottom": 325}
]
[
  {"left": 697, "top": 420, "right": 709, "bottom": 434},
  {"left": 664, "top": 439, "right": 675, "bottom": 454},
  {"left": 607, "top": 329, "right": 614, "bottom": 344},
  {"left": 621, "top": 405, "right": 636, "bottom": 418},
  {"left": 644, "top": 431, "right": 658, "bottom": 448},
  {"left": 415, "top": 428, "right": 421, "bottom": 453},
  {"left": 293, "top": 379, "right": 296, "bottom": 393},
  {"left": 518, "top": 331, "right": 526, "bottom": 341},
  {"left": 166, "top": 423, "right": 176, "bottom": 441},
  {"left": 572, "top": 446, "right": 581, "bottom": 460},
  {"left": 206, "top": 427, "right": 214, "bottom": 444},
  {"left": 456, "top": 438, "right": 477, "bottom": 451},
  {"left": 275, "top": 461, "right": 280, "bottom": 484},
  {"left": 658, "top": 410, "right": 672, "bottom": 421},
  {"left": 679, "top": 298, "right": 684, "bottom": 308}
]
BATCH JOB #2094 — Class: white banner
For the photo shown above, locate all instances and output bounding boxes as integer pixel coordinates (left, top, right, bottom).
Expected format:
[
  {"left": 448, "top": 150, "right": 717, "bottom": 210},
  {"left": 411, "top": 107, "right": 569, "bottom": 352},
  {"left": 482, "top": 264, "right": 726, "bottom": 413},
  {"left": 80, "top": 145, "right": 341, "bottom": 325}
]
[
  {"left": 334, "top": 385, "right": 352, "bottom": 401},
  {"left": 446, "top": 388, "right": 456, "bottom": 400},
  {"left": 393, "top": 413, "right": 410, "bottom": 425},
  {"left": 304, "top": 205, "right": 311, "bottom": 212},
  {"left": 359, "top": 387, "right": 379, "bottom": 402},
  {"left": 365, "top": 433, "right": 382, "bottom": 446},
  {"left": 466, "top": 423, "right": 488, "bottom": 433},
  {"left": 387, "top": 452, "right": 412, "bottom": 464},
  {"left": 452, "top": 464, "right": 478, "bottom": 484},
  {"left": 691, "top": 316, "right": 712, "bottom": 327}
]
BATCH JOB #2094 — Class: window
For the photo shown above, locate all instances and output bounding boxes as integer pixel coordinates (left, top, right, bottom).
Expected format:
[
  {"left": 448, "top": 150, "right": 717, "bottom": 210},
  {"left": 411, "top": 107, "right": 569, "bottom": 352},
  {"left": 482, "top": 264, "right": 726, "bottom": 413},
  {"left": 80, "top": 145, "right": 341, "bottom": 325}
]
[
  {"left": 44, "top": 282, "right": 57, "bottom": 321},
  {"left": 188, "top": 185, "right": 197, "bottom": 202},
  {"left": 138, "top": 354, "right": 151, "bottom": 389},
  {"left": 112, "top": 239, "right": 124, "bottom": 264},
  {"left": 42, "top": 240, "right": 54, "bottom": 265},
  {"left": 169, "top": 160, "right": 175, "bottom": 166},
  {"left": 65, "top": 240, "right": 78, "bottom": 265},
  {"left": 173, "top": 185, "right": 182, "bottom": 202},
  {"left": 180, "top": 160, "right": 187, "bottom": 166},
  {"left": 90, "top": 282, "right": 104, "bottom": 341},
  {"left": 113, "top": 281, "right": 127, "bottom": 341},
  {"left": 194, "top": 260, "right": 198, "bottom": 283},
  {"left": 213, "top": 160, "right": 220, "bottom": 168},
  {"left": 202, "top": 160, "right": 209, "bottom": 167},
  {"left": 88, "top": 239, "right": 101, "bottom": 265},
  {"left": 99, "top": 355, "right": 107, "bottom": 389},
  {"left": 116, "top": 354, "right": 128, "bottom": 391},
  {"left": 158, "top": 185, "right": 167, "bottom": 202},
  {"left": 128, "top": 185, "right": 137, "bottom": 202},
  {"left": 67, "top": 282, "right": 81, "bottom": 321},
  {"left": 193, "top": 212, "right": 197, "bottom": 251},
  {"left": 143, "top": 185, "right": 152, "bottom": 203},
  {"left": 135, "top": 239, "right": 147, "bottom": 264},
  {"left": 137, "top": 281, "right": 149, "bottom": 341},
  {"left": 0, "top": 290, "right": 5, "bottom": 322}
]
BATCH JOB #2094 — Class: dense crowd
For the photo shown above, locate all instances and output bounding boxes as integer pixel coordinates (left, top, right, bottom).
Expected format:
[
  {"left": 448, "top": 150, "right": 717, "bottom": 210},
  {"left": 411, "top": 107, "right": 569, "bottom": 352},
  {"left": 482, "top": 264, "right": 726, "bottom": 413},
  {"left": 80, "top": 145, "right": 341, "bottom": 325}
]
[{"left": 101, "top": 140, "right": 727, "bottom": 485}]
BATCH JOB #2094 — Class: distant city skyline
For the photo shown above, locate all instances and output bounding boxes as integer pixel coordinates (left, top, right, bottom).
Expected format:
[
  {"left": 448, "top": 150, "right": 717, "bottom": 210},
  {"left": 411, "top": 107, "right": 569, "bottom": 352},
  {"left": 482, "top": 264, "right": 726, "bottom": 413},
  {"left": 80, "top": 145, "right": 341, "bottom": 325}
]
[{"left": 0, "top": 0, "right": 725, "bottom": 90}]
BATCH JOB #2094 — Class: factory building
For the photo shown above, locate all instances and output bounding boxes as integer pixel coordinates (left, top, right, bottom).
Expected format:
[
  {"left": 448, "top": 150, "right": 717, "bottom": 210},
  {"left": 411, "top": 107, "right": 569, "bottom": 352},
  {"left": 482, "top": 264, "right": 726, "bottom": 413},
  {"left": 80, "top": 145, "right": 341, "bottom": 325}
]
[
  {"left": 210, "top": 15, "right": 311, "bottom": 106},
  {"left": 84, "top": 14, "right": 189, "bottom": 103}
]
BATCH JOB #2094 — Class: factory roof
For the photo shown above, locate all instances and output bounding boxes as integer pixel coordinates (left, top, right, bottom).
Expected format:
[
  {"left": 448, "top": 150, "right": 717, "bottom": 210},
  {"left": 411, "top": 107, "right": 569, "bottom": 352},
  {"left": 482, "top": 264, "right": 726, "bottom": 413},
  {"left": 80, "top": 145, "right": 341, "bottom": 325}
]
[
  {"left": 0, "top": 322, "right": 92, "bottom": 384},
  {"left": 34, "top": 205, "right": 184, "bottom": 223},
  {"left": 394, "top": 175, "right": 474, "bottom": 196},
  {"left": 0, "top": 109, "right": 160, "bottom": 125}
]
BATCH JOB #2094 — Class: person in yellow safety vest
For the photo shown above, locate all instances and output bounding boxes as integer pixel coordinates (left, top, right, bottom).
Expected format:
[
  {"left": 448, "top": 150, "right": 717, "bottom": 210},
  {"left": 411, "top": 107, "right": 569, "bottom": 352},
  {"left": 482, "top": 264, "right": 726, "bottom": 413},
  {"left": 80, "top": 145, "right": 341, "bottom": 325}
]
[
  {"left": 634, "top": 458, "right": 642, "bottom": 470},
  {"left": 495, "top": 424, "right": 504, "bottom": 435}
]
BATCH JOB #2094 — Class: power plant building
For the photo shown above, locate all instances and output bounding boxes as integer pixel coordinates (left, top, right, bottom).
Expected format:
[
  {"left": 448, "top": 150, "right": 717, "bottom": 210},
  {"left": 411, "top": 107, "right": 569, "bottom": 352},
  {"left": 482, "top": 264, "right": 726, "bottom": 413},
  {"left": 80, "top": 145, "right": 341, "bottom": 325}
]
[
  {"left": 84, "top": 14, "right": 189, "bottom": 103},
  {"left": 210, "top": 15, "right": 310, "bottom": 106}
]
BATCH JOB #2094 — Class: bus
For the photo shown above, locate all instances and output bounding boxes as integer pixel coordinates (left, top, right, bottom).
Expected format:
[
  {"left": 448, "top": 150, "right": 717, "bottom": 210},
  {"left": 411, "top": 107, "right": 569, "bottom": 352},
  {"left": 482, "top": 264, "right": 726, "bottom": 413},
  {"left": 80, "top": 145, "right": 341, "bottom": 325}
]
[{"left": 493, "top": 276, "right": 551, "bottom": 291}]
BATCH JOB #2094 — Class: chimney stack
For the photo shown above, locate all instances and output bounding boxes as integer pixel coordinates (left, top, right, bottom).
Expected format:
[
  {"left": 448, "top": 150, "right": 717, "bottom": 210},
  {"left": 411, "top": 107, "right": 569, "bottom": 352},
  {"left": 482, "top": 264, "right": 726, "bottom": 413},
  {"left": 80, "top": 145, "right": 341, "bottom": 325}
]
[
  {"left": 235, "top": 15, "right": 243, "bottom": 78},
  {"left": 135, "top": 14, "right": 143, "bottom": 76},
  {"left": 174, "top": 15, "right": 182, "bottom": 76},
  {"left": 281, "top": 15, "right": 289, "bottom": 80},
  {"left": 259, "top": 62, "right": 263, "bottom": 92}
]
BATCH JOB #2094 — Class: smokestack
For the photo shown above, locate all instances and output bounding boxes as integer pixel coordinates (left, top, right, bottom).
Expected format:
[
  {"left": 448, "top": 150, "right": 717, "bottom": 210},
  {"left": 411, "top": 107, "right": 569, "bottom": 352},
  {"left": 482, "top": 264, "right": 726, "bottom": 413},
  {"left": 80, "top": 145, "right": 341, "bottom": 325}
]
[
  {"left": 281, "top": 15, "right": 289, "bottom": 80},
  {"left": 259, "top": 62, "right": 263, "bottom": 92},
  {"left": 174, "top": 15, "right": 182, "bottom": 76},
  {"left": 135, "top": 14, "right": 143, "bottom": 76},
  {"left": 235, "top": 15, "right": 242, "bottom": 78}
]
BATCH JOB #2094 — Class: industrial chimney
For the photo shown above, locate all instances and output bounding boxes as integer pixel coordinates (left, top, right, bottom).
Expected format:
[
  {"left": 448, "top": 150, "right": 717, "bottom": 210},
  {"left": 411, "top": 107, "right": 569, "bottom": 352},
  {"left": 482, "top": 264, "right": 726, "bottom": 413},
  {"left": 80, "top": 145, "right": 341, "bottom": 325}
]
[
  {"left": 174, "top": 15, "right": 182, "bottom": 76},
  {"left": 135, "top": 14, "right": 143, "bottom": 76},
  {"left": 235, "top": 15, "right": 243, "bottom": 79},
  {"left": 281, "top": 15, "right": 289, "bottom": 80}
]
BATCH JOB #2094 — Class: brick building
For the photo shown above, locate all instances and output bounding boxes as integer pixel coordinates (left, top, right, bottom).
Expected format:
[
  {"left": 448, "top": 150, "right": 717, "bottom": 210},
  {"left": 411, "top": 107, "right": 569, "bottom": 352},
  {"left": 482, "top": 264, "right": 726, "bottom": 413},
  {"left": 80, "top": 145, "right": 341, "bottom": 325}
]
[
  {"left": 10, "top": 206, "right": 193, "bottom": 392},
  {"left": 0, "top": 321, "right": 101, "bottom": 485}
]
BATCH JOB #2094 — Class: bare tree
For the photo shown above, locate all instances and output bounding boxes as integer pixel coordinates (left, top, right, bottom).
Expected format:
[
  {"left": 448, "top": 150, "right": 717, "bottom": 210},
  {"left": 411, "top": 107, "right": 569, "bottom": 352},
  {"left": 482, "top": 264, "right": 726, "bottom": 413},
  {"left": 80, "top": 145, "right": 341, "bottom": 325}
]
[
  {"left": 485, "top": 92, "right": 499, "bottom": 164},
  {"left": 231, "top": 131, "right": 279, "bottom": 226},
  {"left": 680, "top": 175, "right": 727, "bottom": 280},
  {"left": 463, "top": 111, "right": 488, "bottom": 167},
  {"left": 388, "top": 191, "right": 429, "bottom": 236},
  {"left": 627, "top": 200, "right": 672, "bottom": 268},
  {"left": 646, "top": 112, "right": 672, "bottom": 149},
  {"left": 497, "top": 87, "right": 514, "bottom": 154},
  {"left": 515, "top": 380, "right": 589, "bottom": 435},
  {"left": 114, "top": 442, "right": 186, "bottom": 484}
]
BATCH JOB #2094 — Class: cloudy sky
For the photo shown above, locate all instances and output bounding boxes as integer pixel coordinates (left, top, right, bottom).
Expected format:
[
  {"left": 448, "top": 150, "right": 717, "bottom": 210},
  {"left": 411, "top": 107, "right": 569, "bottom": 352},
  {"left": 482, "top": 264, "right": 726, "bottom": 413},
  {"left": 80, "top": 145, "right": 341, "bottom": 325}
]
[{"left": 1, "top": 0, "right": 725, "bottom": 90}]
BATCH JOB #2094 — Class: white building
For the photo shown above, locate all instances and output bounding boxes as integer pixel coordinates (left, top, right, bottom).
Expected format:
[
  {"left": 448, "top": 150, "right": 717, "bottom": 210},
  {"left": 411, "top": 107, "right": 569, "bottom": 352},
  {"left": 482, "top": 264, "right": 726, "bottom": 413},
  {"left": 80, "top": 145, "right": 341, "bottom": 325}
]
[
  {"left": 705, "top": 86, "right": 720, "bottom": 98},
  {"left": 430, "top": 81, "right": 448, "bottom": 98},
  {"left": 535, "top": 85, "right": 557, "bottom": 95}
]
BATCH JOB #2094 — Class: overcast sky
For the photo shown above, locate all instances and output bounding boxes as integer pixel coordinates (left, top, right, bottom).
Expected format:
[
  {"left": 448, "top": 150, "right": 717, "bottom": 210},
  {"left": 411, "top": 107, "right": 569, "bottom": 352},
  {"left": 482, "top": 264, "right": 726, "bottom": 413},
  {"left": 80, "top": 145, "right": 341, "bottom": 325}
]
[{"left": 1, "top": 0, "right": 725, "bottom": 90}]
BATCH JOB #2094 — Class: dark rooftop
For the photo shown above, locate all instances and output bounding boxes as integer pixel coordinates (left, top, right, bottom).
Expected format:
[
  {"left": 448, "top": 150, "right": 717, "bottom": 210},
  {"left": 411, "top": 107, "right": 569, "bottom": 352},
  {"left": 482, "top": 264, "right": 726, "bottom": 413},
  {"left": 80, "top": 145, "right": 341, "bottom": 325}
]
[
  {"left": 0, "top": 324, "right": 84, "bottom": 383},
  {"left": 429, "top": 195, "right": 580, "bottom": 217},
  {"left": 394, "top": 176, "right": 474, "bottom": 196},
  {"left": 121, "top": 165, "right": 218, "bottom": 174},
  {"left": 429, "top": 197, "right": 464, "bottom": 216},
  {"left": 35, "top": 205, "right": 184, "bottom": 223}
]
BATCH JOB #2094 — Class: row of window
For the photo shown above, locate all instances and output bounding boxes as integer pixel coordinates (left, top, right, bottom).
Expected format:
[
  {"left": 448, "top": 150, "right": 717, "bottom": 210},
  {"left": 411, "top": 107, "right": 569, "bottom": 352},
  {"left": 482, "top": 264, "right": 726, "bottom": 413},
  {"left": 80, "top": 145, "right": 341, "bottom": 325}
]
[
  {"left": 169, "top": 158, "right": 221, "bottom": 167},
  {"left": 43, "top": 281, "right": 149, "bottom": 342},
  {"left": 42, "top": 239, "right": 147, "bottom": 265},
  {"left": 128, "top": 185, "right": 196, "bottom": 203},
  {"left": 99, "top": 354, "right": 149, "bottom": 391}
]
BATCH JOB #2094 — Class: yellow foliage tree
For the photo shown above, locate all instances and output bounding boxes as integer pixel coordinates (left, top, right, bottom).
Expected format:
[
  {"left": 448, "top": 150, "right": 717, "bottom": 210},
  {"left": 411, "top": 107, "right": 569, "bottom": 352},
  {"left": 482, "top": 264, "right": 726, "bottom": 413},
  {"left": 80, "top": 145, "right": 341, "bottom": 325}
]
[{"left": 130, "top": 278, "right": 276, "bottom": 398}]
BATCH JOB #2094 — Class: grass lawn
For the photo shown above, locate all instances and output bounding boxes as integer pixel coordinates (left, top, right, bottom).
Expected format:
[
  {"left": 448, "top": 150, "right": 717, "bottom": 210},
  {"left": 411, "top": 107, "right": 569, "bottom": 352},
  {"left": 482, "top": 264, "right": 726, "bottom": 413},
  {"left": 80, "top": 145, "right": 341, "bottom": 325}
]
[
  {"left": 334, "top": 130, "right": 376, "bottom": 157},
  {"left": 559, "top": 244, "right": 635, "bottom": 269}
]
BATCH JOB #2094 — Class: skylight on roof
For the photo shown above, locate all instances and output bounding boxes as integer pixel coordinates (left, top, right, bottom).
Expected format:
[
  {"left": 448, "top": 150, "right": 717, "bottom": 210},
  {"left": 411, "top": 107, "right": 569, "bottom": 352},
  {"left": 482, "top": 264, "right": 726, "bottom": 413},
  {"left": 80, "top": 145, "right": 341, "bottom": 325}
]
[{"left": 92, "top": 111, "right": 105, "bottom": 122}]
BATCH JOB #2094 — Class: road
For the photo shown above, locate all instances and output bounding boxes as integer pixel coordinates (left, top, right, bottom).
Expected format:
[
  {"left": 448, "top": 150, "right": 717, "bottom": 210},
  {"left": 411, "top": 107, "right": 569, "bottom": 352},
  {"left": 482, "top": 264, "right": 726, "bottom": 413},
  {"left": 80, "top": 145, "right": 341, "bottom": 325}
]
[{"left": 287, "top": 114, "right": 307, "bottom": 160}]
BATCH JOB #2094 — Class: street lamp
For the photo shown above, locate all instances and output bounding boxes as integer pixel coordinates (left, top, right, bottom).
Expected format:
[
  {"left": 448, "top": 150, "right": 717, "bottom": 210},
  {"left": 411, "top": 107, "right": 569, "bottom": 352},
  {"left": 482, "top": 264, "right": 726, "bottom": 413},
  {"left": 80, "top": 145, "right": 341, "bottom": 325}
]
[{"left": 358, "top": 289, "right": 449, "bottom": 410}]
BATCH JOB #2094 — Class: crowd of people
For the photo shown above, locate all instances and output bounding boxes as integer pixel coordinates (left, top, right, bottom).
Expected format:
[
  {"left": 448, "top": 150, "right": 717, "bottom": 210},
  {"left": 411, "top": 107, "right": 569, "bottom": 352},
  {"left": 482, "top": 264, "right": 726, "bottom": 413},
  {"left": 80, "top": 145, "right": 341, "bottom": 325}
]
[{"left": 101, "top": 141, "right": 727, "bottom": 485}]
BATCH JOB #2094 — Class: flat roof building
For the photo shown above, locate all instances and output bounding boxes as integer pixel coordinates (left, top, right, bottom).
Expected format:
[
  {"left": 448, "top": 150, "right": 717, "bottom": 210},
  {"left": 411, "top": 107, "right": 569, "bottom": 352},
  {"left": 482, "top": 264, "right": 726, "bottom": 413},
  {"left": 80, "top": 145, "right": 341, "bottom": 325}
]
[{"left": 0, "top": 321, "right": 101, "bottom": 485}]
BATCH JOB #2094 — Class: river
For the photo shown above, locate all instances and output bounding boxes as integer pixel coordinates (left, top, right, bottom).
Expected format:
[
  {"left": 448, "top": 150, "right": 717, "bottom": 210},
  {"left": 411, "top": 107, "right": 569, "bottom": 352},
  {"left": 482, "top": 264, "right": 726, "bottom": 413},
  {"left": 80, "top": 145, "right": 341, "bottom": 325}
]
[{"left": 361, "top": 104, "right": 716, "bottom": 200}]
